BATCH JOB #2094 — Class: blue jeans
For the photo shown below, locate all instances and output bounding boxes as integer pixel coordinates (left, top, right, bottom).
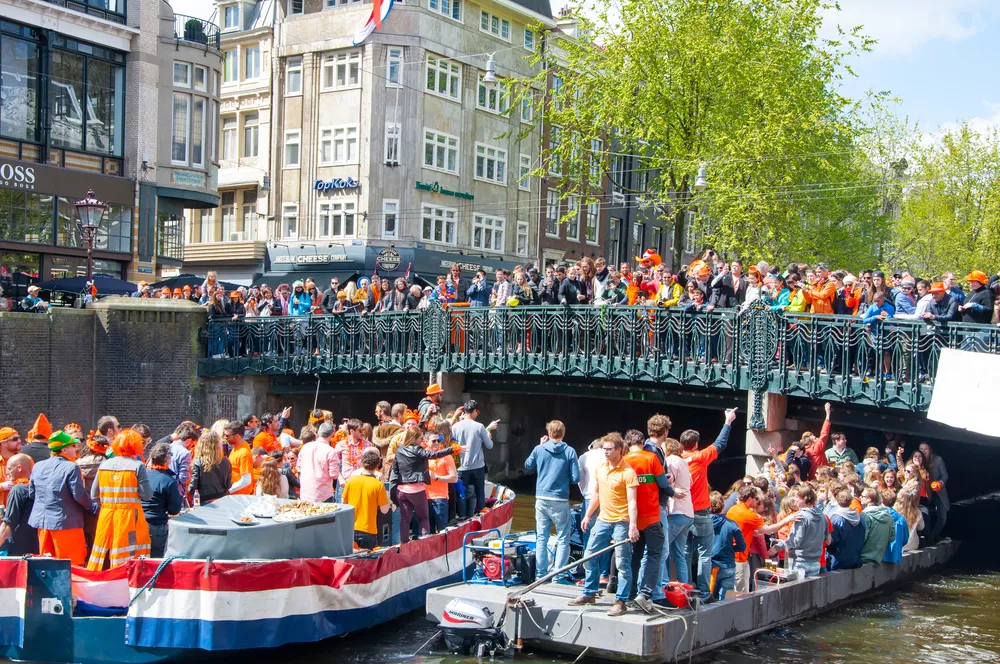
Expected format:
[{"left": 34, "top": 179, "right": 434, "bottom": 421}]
[
  {"left": 581, "top": 498, "right": 610, "bottom": 577},
  {"left": 534, "top": 499, "right": 573, "bottom": 579},
  {"left": 661, "top": 512, "right": 693, "bottom": 598},
  {"left": 640, "top": 507, "right": 669, "bottom": 599},
  {"left": 792, "top": 559, "right": 821, "bottom": 578},
  {"left": 583, "top": 519, "right": 632, "bottom": 602},
  {"left": 714, "top": 566, "right": 735, "bottom": 599},
  {"left": 429, "top": 498, "right": 449, "bottom": 533},
  {"left": 689, "top": 513, "right": 715, "bottom": 600}
]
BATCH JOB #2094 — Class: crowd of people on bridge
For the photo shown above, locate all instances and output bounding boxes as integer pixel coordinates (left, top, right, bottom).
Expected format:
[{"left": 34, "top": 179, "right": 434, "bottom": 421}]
[{"left": 525, "top": 401, "right": 949, "bottom": 616}]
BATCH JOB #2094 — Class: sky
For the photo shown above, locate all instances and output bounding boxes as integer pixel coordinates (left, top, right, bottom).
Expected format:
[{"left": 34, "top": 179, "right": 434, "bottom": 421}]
[{"left": 171, "top": 0, "right": 1000, "bottom": 134}]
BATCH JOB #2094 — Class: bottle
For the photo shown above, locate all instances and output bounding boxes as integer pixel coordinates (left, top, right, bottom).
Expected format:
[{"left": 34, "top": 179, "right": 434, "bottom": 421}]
[{"left": 193, "top": 490, "right": 201, "bottom": 508}]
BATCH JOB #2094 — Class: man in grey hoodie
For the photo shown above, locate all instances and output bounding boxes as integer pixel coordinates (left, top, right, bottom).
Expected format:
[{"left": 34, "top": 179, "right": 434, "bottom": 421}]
[
  {"left": 772, "top": 484, "right": 829, "bottom": 577},
  {"left": 859, "top": 487, "right": 896, "bottom": 565}
]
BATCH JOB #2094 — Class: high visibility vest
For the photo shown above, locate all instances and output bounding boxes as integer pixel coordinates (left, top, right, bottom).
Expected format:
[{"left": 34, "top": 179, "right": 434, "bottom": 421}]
[{"left": 86, "top": 466, "right": 150, "bottom": 570}]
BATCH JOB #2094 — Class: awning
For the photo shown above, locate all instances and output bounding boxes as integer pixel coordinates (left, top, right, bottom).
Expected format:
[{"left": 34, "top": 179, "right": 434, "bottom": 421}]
[{"left": 255, "top": 270, "right": 361, "bottom": 288}]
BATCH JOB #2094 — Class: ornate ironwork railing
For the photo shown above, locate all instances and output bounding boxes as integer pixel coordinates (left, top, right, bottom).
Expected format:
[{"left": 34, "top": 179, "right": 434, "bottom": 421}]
[{"left": 199, "top": 302, "right": 1000, "bottom": 418}]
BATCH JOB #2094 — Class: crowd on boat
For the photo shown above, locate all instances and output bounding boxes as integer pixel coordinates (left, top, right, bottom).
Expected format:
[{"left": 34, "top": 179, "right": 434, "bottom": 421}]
[
  {"left": 0, "top": 383, "right": 500, "bottom": 567},
  {"left": 525, "top": 402, "right": 949, "bottom": 617}
]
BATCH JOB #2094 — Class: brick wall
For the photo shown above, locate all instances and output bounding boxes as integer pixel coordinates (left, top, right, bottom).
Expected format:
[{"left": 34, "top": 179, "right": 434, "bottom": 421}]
[{"left": 0, "top": 299, "right": 207, "bottom": 439}]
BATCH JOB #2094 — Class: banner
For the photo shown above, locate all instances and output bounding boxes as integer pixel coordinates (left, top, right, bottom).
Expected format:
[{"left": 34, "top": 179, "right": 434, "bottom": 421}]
[{"left": 927, "top": 347, "right": 1000, "bottom": 437}]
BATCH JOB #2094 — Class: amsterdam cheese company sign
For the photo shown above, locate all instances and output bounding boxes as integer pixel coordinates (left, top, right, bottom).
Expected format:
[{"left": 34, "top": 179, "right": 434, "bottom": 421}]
[{"left": 415, "top": 180, "right": 474, "bottom": 200}]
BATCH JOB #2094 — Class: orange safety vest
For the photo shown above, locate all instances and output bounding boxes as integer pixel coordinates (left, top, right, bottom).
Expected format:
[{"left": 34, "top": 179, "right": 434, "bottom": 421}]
[{"left": 87, "top": 466, "right": 151, "bottom": 570}]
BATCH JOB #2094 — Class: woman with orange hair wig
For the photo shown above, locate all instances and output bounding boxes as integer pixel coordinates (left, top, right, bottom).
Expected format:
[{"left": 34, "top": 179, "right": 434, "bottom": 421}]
[{"left": 87, "top": 430, "right": 153, "bottom": 570}]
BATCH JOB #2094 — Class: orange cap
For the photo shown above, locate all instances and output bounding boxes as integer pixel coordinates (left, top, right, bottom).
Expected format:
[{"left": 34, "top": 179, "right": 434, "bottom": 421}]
[
  {"left": 965, "top": 270, "right": 988, "bottom": 285},
  {"left": 229, "top": 291, "right": 241, "bottom": 298},
  {"left": 182, "top": 285, "right": 192, "bottom": 292},
  {"left": 173, "top": 288, "right": 183, "bottom": 295},
  {"left": 696, "top": 265, "right": 712, "bottom": 277},
  {"left": 0, "top": 427, "right": 18, "bottom": 442},
  {"left": 425, "top": 383, "right": 444, "bottom": 396},
  {"left": 929, "top": 282, "right": 945, "bottom": 294}
]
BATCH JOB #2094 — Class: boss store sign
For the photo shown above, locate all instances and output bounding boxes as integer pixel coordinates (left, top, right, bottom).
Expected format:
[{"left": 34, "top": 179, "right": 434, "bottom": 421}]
[{"left": 0, "top": 157, "right": 134, "bottom": 204}]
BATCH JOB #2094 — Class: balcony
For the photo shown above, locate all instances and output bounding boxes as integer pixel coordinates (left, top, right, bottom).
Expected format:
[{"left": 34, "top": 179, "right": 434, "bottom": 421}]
[
  {"left": 41, "top": 0, "right": 126, "bottom": 24},
  {"left": 173, "top": 15, "right": 221, "bottom": 50}
]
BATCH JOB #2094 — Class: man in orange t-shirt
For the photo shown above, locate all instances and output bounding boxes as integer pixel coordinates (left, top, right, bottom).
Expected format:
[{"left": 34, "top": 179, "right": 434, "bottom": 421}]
[
  {"left": 679, "top": 408, "right": 737, "bottom": 601},
  {"left": 251, "top": 409, "right": 292, "bottom": 453},
  {"left": 726, "top": 486, "right": 799, "bottom": 593},
  {"left": 425, "top": 432, "right": 457, "bottom": 533},
  {"left": 226, "top": 423, "right": 255, "bottom": 495}
]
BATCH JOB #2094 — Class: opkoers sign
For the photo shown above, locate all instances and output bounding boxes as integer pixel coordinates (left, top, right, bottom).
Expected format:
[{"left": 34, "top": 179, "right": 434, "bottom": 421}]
[{"left": 0, "top": 161, "right": 36, "bottom": 190}]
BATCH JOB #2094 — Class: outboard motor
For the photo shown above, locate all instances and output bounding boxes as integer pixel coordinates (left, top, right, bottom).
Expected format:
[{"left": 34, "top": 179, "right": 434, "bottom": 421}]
[{"left": 439, "top": 598, "right": 509, "bottom": 657}]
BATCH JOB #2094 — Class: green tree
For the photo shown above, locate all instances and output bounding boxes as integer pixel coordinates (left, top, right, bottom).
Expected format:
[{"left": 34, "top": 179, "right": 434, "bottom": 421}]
[{"left": 515, "top": 0, "right": 882, "bottom": 268}]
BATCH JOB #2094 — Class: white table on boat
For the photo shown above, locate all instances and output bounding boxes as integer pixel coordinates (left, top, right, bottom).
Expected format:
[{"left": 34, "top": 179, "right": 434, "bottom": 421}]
[{"left": 166, "top": 496, "right": 354, "bottom": 560}]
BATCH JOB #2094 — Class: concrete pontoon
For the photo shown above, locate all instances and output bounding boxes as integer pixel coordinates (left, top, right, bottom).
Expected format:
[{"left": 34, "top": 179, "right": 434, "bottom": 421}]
[{"left": 426, "top": 539, "right": 958, "bottom": 663}]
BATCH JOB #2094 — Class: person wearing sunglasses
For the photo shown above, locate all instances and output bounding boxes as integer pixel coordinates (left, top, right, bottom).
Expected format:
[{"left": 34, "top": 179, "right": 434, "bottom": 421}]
[{"left": 0, "top": 427, "right": 23, "bottom": 505}]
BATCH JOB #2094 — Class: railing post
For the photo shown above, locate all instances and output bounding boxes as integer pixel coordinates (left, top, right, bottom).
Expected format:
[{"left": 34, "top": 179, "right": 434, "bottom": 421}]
[{"left": 737, "top": 300, "right": 780, "bottom": 431}]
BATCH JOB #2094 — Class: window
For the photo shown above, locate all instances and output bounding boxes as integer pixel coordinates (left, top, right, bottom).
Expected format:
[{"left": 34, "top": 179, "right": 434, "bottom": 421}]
[
  {"left": 221, "top": 192, "right": 236, "bottom": 239},
  {"left": 545, "top": 190, "right": 559, "bottom": 236},
  {"left": 319, "top": 125, "right": 359, "bottom": 165},
  {"left": 520, "top": 95, "right": 532, "bottom": 123},
  {"left": 242, "top": 190, "right": 258, "bottom": 235},
  {"left": 288, "top": 0, "right": 303, "bottom": 14},
  {"left": 209, "top": 100, "right": 217, "bottom": 162},
  {"left": 551, "top": 74, "right": 563, "bottom": 109},
  {"left": 650, "top": 226, "right": 662, "bottom": 256},
  {"left": 281, "top": 203, "right": 298, "bottom": 239},
  {"left": 49, "top": 47, "right": 125, "bottom": 156},
  {"left": 480, "top": 11, "right": 510, "bottom": 40},
  {"left": 518, "top": 153, "right": 531, "bottom": 191},
  {"left": 684, "top": 210, "right": 697, "bottom": 254},
  {"left": 0, "top": 33, "right": 42, "bottom": 143},
  {"left": 286, "top": 56, "right": 302, "bottom": 94},
  {"left": 585, "top": 201, "right": 599, "bottom": 243},
  {"left": 387, "top": 47, "right": 403, "bottom": 87},
  {"left": 224, "top": 4, "right": 240, "bottom": 29},
  {"left": 384, "top": 122, "right": 400, "bottom": 165},
  {"left": 170, "top": 93, "right": 189, "bottom": 164},
  {"left": 173, "top": 62, "right": 190, "bottom": 87},
  {"left": 425, "top": 55, "right": 461, "bottom": 101},
  {"left": 317, "top": 200, "right": 356, "bottom": 238},
  {"left": 473, "top": 214, "right": 505, "bottom": 252},
  {"left": 284, "top": 130, "right": 300, "bottom": 168},
  {"left": 524, "top": 29, "right": 535, "bottom": 51},
  {"left": 475, "top": 143, "right": 507, "bottom": 185},
  {"left": 428, "top": 0, "right": 462, "bottom": 21},
  {"left": 243, "top": 45, "right": 260, "bottom": 80},
  {"left": 423, "top": 128, "right": 459, "bottom": 173},
  {"left": 477, "top": 76, "right": 509, "bottom": 114},
  {"left": 222, "top": 116, "right": 237, "bottom": 159},
  {"left": 611, "top": 154, "right": 627, "bottom": 194},
  {"left": 194, "top": 65, "right": 207, "bottom": 91},
  {"left": 516, "top": 220, "right": 529, "bottom": 256},
  {"left": 608, "top": 217, "right": 621, "bottom": 265},
  {"left": 157, "top": 214, "right": 184, "bottom": 260},
  {"left": 327, "top": 0, "right": 361, "bottom": 6},
  {"left": 635, "top": 167, "right": 648, "bottom": 195},
  {"left": 243, "top": 113, "right": 259, "bottom": 158},
  {"left": 382, "top": 199, "right": 398, "bottom": 239},
  {"left": 223, "top": 49, "right": 238, "bottom": 82},
  {"left": 197, "top": 209, "right": 214, "bottom": 243},
  {"left": 566, "top": 195, "right": 580, "bottom": 241},
  {"left": 322, "top": 50, "right": 360, "bottom": 90},
  {"left": 590, "top": 138, "right": 603, "bottom": 183},
  {"left": 422, "top": 205, "right": 457, "bottom": 244},
  {"left": 548, "top": 126, "right": 561, "bottom": 175},
  {"left": 191, "top": 97, "right": 205, "bottom": 167},
  {"left": 632, "top": 221, "right": 644, "bottom": 251}
]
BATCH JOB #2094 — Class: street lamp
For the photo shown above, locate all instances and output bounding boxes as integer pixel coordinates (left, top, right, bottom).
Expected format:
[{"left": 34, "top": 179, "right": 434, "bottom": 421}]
[
  {"left": 73, "top": 189, "right": 108, "bottom": 282},
  {"left": 483, "top": 54, "right": 498, "bottom": 87}
]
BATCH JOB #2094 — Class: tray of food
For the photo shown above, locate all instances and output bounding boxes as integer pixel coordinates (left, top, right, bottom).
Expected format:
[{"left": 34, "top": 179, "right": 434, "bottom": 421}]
[
  {"left": 247, "top": 497, "right": 279, "bottom": 518},
  {"left": 272, "top": 500, "right": 340, "bottom": 522},
  {"left": 228, "top": 510, "right": 260, "bottom": 526}
]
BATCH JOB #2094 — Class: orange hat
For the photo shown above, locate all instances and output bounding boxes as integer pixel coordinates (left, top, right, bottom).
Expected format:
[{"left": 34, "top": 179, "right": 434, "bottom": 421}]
[
  {"left": 403, "top": 409, "right": 421, "bottom": 425},
  {"left": 138, "top": 281, "right": 148, "bottom": 287},
  {"left": 696, "top": 264, "right": 712, "bottom": 277},
  {"left": 0, "top": 427, "right": 18, "bottom": 442},
  {"left": 28, "top": 413, "right": 52, "bottom": 442},
  {"left": 426, "top": 383, "right": 444, "bottom": 396},
  {"left": 634, "top": 249, "right": 663, "bottom": 266},
  {"left": 182, "top": 285, "right": 192, "bottom": 292},
  {"left": 112, "top": 429, "right": 145, "bottom": 459},
  {"left": 929, "top": 282, "right": 946, "bottom": 294},
  {"left": 229, "top": 291, "right": 241, "bottom": 298},
  {"left": 64, "top": 422, "right": 82, "bottom": 436},
  {"left": 173, "top": 288, "right": 183, "bottom": 295},
  {"left": 965, "top": 270, "right": 988, "bottom": 285}
]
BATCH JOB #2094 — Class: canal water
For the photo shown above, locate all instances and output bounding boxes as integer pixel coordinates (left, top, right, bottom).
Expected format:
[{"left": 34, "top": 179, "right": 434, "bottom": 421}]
[{"left": 277, "top": 492, "right": 1000, "bottom": 664}]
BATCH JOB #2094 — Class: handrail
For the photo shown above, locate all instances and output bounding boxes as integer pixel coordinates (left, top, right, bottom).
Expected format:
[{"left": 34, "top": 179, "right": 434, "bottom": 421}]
[
  {"left": 174, "top": 14, "right": 221, "bottom": 50},
  {"left": 198, "top": 304, "right": 1000, "bottom": 412}
]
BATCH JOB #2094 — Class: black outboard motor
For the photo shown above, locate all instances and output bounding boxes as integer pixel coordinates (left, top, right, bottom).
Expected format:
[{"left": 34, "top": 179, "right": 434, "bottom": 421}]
[{"left": 439, "top": 598, "right": 510, "bottom": 657}]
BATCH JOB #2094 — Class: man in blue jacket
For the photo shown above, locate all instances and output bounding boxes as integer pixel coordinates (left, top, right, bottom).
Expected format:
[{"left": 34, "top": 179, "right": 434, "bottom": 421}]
[
  {"left": 466, "top": 270, "right": 492, "bottom": 307},
  {"left": 826, "top": 487, "right": 865, "bottom": 570},
  {"left": 525, "top": 420, "right": 580, "bottom": 582},
  {"left": 881, "top": 489, "right": 909, "bottom": 564},
  {"left": 709, "top": 491, "right": 745, "bottom": 600}
]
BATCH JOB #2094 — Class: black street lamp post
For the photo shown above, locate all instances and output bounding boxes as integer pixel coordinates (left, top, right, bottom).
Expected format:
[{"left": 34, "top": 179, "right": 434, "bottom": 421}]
[{"left": 73, "top": 189, "right": 108, "bottom": 283}]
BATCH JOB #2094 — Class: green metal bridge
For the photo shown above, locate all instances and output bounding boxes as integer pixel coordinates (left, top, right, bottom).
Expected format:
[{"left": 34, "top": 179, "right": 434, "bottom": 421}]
[{"left": 199, "top": 301, "right": 1000, "bottom": 428}]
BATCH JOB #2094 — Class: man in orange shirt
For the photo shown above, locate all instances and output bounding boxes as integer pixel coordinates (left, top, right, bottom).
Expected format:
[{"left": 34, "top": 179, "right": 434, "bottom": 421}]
[
  {"left": 726, "top": 486, "right": 799, "bottom": 593},
  {"left": 252, "top": 408, "right": 292, "bottom": 453},
  {"left": 0, "top": 427, "right": 22, "bottom": 507},
  {"left": 678, "top": 407, "right": 737, "bottom": 601},
  {"left": 570, "top": 432, "right": 639, "bottom": 617},
  {"left": 226, "top": 421, "right": 255, "bottom": 495},
  {"left": 803, "top": 263, "right": 836, "bottom": 314}
]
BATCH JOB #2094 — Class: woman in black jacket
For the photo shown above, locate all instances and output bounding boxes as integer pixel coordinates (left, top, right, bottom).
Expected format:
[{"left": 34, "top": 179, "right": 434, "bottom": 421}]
[
  {"left": 188, "top": 431, "right": 233, "bottom": 504},
  {"left": 389, "top": 429, "right": 461, "bottom": 543}
]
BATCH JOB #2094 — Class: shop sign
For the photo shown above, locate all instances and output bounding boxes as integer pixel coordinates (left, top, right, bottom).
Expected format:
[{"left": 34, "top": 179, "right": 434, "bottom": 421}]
[
  {"left": 273, "top": 254, "right": 352, "bottom": 265},
  {"left": 440, "top": 259, "right": 488, "bottom": 273},
  {"left": 161, "top": 267, "right": 181, "bottom": 278},
  {"left": 172, "top": 170, "right": 207, "bottom": 187},
  {"left": 376, "top": 247, "right": 402, "bottom": 271},
  {"left": 314, "top": 178, "right": 360, "bottom": 193},
  {"left": 136, "top": 264, "right": 153, "bottom": 274},
  {"left": 0, "top": 160, "right": 36, "bottom": 191},
  {"left": 415, "top": 180, "right": 474, "bottom": 200}
]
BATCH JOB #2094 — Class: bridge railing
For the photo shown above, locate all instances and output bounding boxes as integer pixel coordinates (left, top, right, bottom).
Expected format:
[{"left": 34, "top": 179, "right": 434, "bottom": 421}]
[{"left": 199, "top": 304, "right": 1000, "bottom": 412}]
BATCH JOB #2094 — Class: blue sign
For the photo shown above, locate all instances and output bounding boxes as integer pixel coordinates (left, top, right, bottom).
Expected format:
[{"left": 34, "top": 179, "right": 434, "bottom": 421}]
[{"left": 314, "top": 177, "right": 360, "bottom": 193}]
